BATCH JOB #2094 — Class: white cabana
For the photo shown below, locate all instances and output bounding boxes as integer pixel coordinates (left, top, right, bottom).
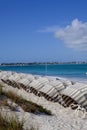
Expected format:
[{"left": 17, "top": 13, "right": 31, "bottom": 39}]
[
  {"left": 60, "top": 83, "right": 87, "bottom": 108},
  {"left": 49, "top": 80, "right": 65, "bottom": 91}
]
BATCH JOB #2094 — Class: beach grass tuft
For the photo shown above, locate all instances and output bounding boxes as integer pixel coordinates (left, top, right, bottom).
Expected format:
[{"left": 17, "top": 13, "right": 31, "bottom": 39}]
[
  {"left": 0, "top": 111, "right": 24, "bottom": 130},
  {"left": 3, "top": 91, "right": 52, "bottom": 115},
  {"left": 0, "top": 84, "right": 3, "bottom": 95},
  {"left": 0, "top": 85, "right": 52, "bottom": 115}
]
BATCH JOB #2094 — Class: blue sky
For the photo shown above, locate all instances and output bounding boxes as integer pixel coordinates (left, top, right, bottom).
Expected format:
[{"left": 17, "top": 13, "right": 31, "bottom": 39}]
[{"left": 0, "top": 0, "right": 87, "bottom": 63}]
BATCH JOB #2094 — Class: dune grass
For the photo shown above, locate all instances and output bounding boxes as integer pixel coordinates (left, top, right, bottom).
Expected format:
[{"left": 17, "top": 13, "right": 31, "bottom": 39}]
[
  {"left": 0, "top": 84, "right": 52, "bottom": 115},
  {"left": 0, "top": 84, "right": 8, "bottom": 106},
  {"left": 2, "top": 91, "right": 52, "bottom": 115},
  {"left": 0, "top": 111, "right": 24, "bottom": 130},
  {"left": 0, "top": 84, "right": 39, "bottom": 130},
  {"left": 0, "top": 111, "right": 38, "bottom": 130},
  {"left": 0, "top": 84, "right": 3, "bottom": 94}
]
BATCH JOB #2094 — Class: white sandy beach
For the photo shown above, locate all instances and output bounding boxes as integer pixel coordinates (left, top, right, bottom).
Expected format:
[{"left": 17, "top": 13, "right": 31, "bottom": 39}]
[{"left": 0, "top": 71, "right": 87, "bottom": 130}]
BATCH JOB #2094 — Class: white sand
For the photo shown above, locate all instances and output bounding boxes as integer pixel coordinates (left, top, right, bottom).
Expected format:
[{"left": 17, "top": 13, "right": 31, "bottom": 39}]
[
  {"left": 1, "top": 81, "right": 87, "bottom": 130},
  {"left": 0, "top": 71, "right": 87, "bottom": 130}
]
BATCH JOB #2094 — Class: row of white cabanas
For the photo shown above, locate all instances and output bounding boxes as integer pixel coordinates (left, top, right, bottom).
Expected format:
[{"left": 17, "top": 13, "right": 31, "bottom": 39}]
[
  {"left": 0, "top": 71, "right": 87, "bottom": 109},
  {"left": 61, "top": 83, "right": 87, "bottom": 108}
]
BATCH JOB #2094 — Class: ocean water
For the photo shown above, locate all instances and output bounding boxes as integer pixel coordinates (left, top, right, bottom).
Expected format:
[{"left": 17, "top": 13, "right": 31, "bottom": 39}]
[{"left": 0, "top": 64, "right": 87, "bottom": 82}]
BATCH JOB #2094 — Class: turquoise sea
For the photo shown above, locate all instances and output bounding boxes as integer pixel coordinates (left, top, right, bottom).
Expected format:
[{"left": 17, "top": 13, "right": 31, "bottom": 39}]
[{"left": 0, "top": 64, "right": 87, "bottom": 82}]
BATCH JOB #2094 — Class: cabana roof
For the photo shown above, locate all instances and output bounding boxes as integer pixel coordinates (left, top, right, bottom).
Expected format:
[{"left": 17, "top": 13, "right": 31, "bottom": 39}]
[{"left": 61, "top": 83, "right": 87, "bottom": 108}]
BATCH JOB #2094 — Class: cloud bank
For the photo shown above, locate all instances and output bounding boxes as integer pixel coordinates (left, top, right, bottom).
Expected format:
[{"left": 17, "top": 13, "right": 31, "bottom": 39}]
[
  {"left": 55, "top": 19, "right": 87, "bottom": 51},
  {"left": 39, "top": 19, "right": 87, "bottom": 51}
]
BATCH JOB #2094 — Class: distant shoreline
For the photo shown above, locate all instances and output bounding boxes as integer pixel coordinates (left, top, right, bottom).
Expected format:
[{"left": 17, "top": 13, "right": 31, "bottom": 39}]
[{"left": 0, "top": 62, "right": 87, "bottom": 66}]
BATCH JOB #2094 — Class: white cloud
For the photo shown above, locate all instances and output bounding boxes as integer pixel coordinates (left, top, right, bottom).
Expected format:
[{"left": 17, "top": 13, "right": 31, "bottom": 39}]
[
  {"left": 55, "top": 19, "right": 87, "bottom": 51},
  {"left": 38, "top": 19, "right": 87, "bottom": 51}
]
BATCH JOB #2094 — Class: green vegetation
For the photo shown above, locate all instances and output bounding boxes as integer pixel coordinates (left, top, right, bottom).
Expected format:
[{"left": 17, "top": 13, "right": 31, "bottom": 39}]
[
  {"left": 0, "top": 111, "right": 24, "bottom": 130},
  {"left": 0, "top": 84, "right": 38, "bottom": 130},
  {"left": 2, "top": 91, "right": 52, "bottom": 115},
  {"left": 0, "top": 84, "right": 52, "bottom": 115},
  {"left": 0, "top": 83, "right": 51, "bottom": 130},
  {"left": 0, "top": 84, "right": 3, "bottom": 94},
  {"left": 0, "top": 111, "right": 38, "bottom": 130}
]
